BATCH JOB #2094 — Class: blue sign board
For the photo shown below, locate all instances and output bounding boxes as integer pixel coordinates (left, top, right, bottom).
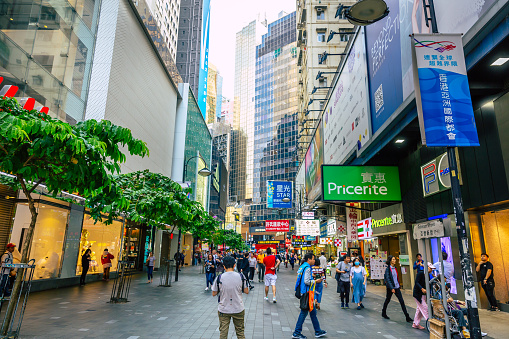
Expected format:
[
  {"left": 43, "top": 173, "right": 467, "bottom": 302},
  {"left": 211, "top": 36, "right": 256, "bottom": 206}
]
[
  {"left": 413, "top": 34, "right": 479, "bottom": 147},
  {"left": 197, "top": 0, "right": 211, "bottom": 118},
  {"left": 267, "top": 181, "right": 292, "bottom": 208},
  {"left": 320, "top": 222, "right": 327, "bottom": 238},
  {"left": 305, "top": 236, "right": 316, "bottom": 241}
]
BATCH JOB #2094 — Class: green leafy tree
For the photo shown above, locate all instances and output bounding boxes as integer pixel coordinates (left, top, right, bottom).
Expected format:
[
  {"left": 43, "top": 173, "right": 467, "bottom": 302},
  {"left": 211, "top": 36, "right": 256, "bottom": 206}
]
[
  {"left": 212, "top": 229, "right": 248, "bottom": 251},
  {"left": 0, "top": 97, "right": 149, "bottom": 334}
]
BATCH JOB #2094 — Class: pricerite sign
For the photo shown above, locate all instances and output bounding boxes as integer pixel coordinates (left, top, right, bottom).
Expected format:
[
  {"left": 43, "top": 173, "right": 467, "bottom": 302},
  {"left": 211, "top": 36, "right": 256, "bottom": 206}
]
[{"left": 322, "top": 165, "right": 401, "bottom": 202}]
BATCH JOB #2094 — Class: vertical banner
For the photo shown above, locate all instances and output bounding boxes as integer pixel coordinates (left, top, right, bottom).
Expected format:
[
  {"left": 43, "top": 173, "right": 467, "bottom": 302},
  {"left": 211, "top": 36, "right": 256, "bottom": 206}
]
[
  {"left": 198, "top": 0, "right": 211, "bottom": 117},
  {"left": 357, "top": 218, "right": 373, "bottom": 240},
  {"left": 346, "top": 206, "right": 359, "bottom": 242},
  {"left": 412, "top": 34, "right": 479, "bottom": 147}
]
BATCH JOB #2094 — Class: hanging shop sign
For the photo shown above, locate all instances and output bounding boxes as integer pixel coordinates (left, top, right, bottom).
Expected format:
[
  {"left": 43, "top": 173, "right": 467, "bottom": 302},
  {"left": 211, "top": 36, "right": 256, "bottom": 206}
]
[
  {"left": 296, "top": 219, "right": 320, "bottom": 236},
  {"left": 320, "top": 221, "right": 328, "bottom": 238},
  {"left": 267, "top": 181, "right": 292, "bottom": 208},
  {"left": 372, "top": 214, "right": 403, "bottom": 228},
  {"left": 302, "top": 211, "right": 315, "bottom": 220},
  {"left": 249, "top": 226, "right": 266, "bottom": 233},
  {"left": 421, "top": 152, "right": 462, "bottom": 198},
  {"left": 265, "top": 220, "right": 290, "bottom": 232},
  {"left": 334, "top": 238, "right": 343, "bottom": 250},
  {"left": 292, "top": 239, "right": 312, "bottom": 246},
  {"left": 346, "top": 206, "right": 359, "bottom": 242},
  {"left": 322, "top": 165, "right": 401, "bottom": 202},
  {"left": 357, "top": 218, "right": 373, "bottom": 240},
  {"left": 412, "top": 34, "right": 479, "bottom": 147},
  {"left": 255, "top": 240, "right": 284, "bottom": 245},
  {"left": 327, "top": 219, "right": 337, "bottom": 236},
  {"left": 413, "top": 220, "right": 445, "bottom": 240},
  {"left": 336, "top": 221, "right": 346, "bottom": 236}
]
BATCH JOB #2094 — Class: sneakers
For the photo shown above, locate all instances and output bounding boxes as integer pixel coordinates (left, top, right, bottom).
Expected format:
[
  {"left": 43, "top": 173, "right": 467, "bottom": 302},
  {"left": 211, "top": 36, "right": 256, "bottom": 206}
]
[
  {"left": 357, "top": 306, "right": 361, "bottom": 310},
  {"left": 462, "top": 329, "right": 470, "bottom": 338},
  {"left": 382, "top": 314, "right": 390, "bottom": 320},
  {"left": 489, "top": 307, "right": 500, "bottom": 312},
  {"left": 481, "top": 332, "right": 488, "bottom": 337},
  {"left": 360, "top": 303, "right": 364, "bottom": 309},
  {"left": 264, "top": 297, "right": 269, "bottom": 301},
  {"left": 273, "top": 297, "right": 277, "bottom": 303},
  {"left": 315, "top": 330, "right": 327, "bottom": 338},
  {"left": 412, "top": 324, "right": 425, "bottom": 330},
  {"left": 341, "top": 302, "right": 345, "bottom": 309},
  {"left": 406, "top": 316, "right": 413, "bottom": 323},
  {"left": 205, "top": 287, "right": 209, "bottom": 291},
  {"left": 292, "top": 334, "right": 307, "bottom": 339},
  {"left": 345, "top": 303, "right": 349, "bottom": 309}
]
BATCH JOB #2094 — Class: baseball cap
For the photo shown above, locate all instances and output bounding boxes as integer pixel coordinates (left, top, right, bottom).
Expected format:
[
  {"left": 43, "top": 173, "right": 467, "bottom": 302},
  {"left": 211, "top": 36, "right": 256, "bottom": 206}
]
[
  {"left": 6, "top": 243, "right": 16, "bottom": 248},
  {"left": 427, "top": 262, "right": 436, "bottom": 269}
]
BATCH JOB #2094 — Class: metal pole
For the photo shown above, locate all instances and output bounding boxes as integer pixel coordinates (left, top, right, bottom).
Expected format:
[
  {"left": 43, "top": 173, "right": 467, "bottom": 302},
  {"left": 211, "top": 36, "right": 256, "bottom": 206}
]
[{"left": 423, "top": 1, "right": 481, "bottom": 336}]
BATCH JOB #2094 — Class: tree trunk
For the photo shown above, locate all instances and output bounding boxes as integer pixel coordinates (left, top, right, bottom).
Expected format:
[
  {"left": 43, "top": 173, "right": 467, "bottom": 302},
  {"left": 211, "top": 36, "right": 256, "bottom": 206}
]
[{"left": 1, "top": 176, "right": 38, "bottom": 335}]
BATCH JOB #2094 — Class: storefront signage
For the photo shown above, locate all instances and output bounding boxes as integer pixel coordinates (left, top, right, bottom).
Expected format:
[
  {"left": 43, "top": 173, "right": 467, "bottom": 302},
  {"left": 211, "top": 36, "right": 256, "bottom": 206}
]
[
  {"left": 320, "top": 221, "right": 327, "bottom": 238},
  {"left": 302, "top": 211, "right": 315, "bottom": 219},
  {"left": 305, "top": 236, "right": 317, "bottom": 241},
  {"left": 346, "top": 206, "right": 359, "bottom": 242},
  {"left": 334, "top": 238, "right": 343, "bottom": 249},
  {"left": 421, "top": 153, "right": 456, "bottom": 198},
  {"left": 336, "top": 221, "right": 346, "bottom": 236},
  {"left": 249, "top": 226, "right": 265, "bottom": 233},
  {"left": 327, "top": 219, "right": 337, "bottom": 236},
  {"left": 357, "top": 218, "right": 373, "bottom": 240},
  {"left": 305, "top": 121, "right": 323, "bottom": 202},
  {"left": 265, "top": 220, "right": 290, "bottom": 232},
  {"left": 322, "top": 165, "right": 401, "bottom": 202},
  {"left": 413, "top": 34, "right": 479, "bottom": 147},
  {"left": 255, "top": 240, "right": 284, "bottom": 245},
  {"left": 372, "top": 213, "right": 403, "bottom": 228},
  {"left": 399, "top": 255, "right": 410, "bottom": 266},
  {"left": 267, "top": 181, "right": 292, "bottom": 208},
  {"left": 292, "top": 239, "right": 312, "bottom": 246},
  {"left": 319, "top": 237, "right": 333, "bottom": 245},
  {"left": 413, "top": 220, "right": 445, "bottom": 240},
  {"left": 296, "top": 219, "right": 320, "bottom": 236}
]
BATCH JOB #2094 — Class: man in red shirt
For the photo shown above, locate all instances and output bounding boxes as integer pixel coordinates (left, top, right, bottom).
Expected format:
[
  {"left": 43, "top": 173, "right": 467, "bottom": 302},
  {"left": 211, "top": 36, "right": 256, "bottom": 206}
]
[{"left": 263, "top": 247, "right": 280, "bottom": 303}]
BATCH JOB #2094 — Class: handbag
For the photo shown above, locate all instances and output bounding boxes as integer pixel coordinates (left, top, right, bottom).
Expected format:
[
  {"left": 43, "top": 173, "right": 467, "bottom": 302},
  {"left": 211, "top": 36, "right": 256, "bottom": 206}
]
[
  {"left": 308, "top": 282, "right": 316, "bottom": 312},
  {"left": 300, "top": 291, "right": 310, "bottom": 310}
]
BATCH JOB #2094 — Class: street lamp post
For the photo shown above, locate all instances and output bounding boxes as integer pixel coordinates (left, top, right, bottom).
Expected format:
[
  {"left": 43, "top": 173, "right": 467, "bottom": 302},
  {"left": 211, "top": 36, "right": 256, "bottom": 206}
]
[{"left": 175, "top": 155, "right": 212, "bottom": 282}]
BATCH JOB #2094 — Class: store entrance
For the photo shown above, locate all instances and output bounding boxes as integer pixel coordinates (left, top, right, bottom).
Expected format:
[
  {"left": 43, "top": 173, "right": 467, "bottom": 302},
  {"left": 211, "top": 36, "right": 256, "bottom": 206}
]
[{"left": 479, "top": 210, "right": 509, "bottom": 305}]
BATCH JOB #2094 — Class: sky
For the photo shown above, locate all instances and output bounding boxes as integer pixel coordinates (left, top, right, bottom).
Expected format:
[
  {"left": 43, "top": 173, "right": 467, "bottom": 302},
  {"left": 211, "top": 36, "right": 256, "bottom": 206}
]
[{"left": 208, "top": 0, "right": 297, "bottom": 99}]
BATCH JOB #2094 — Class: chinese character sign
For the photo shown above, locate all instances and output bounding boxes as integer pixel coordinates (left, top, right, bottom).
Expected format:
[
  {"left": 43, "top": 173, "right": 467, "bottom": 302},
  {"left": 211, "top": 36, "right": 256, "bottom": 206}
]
[
  {"left": 265, "top": 220, "right": 290, "bottom": 232},
  {"left": 346, "top": 207, "right": 359, "bottom": 242},
  {"left": 296, "top": 220, "right": 320, "bottom": 236},
  {"left": 267, "top": 181, "right": 292, "bottom": 208},
  {"left": 413, "top": 34, "right": 479, "bottom": 147}
]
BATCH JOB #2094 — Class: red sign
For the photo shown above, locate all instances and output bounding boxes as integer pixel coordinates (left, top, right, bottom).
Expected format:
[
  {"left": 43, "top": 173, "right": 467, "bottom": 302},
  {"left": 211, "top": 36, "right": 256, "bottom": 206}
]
[
  {"left": 285, "top": 239, "right": 291, "bottom": 247},
  {"left": 265, "top": 220, "right": 290, "bottom": 232}
]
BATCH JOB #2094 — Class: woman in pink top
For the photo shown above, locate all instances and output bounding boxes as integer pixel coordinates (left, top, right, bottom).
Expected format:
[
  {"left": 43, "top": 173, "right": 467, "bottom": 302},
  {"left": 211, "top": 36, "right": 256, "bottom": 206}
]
[{"left": 101, "top": 249, "right": 114, "bottom": 281}]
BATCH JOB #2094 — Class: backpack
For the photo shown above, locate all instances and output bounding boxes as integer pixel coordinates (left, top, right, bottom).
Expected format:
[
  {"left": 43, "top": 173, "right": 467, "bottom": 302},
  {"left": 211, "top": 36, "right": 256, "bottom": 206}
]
[{"left": 215, "top": 272, "right": 246, "bottom": 303}]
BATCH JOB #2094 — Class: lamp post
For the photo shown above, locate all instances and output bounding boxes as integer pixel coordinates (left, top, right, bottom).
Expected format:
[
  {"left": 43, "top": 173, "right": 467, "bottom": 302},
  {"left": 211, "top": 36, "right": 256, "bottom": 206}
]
[{"left": 175, "top": 155, "right": 212, "bottom": 282}]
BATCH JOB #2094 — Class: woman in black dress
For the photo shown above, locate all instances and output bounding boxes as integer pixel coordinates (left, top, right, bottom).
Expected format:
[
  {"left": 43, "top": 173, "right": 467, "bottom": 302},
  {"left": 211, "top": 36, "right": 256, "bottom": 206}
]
[{"left": 80, "top": 249, "right": 91, "bottom": 286}]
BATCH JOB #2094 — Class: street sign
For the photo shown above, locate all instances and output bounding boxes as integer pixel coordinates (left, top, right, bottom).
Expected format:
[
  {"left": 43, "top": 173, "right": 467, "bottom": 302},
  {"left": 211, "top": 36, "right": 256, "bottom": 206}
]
[
  {"left": 413, "top": 220, "right": 445, "bottom": 240},
  {"left": 302, "top": 211, "right": 315, "bottom": 219}
]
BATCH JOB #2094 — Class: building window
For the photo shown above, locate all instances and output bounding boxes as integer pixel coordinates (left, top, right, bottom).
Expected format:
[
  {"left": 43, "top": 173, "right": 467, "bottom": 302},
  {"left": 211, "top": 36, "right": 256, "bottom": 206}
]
[
  {"left": 317, "top": 31, "right": 326, "bottom": 42},
  {"left": 319, "top": 78, "right": 327, "bottom": 87},
  {"left": 317, "top": 10, "right": 325, "bottom": 20},
  {"left": 340, "top": 34, "right": 350, "bottom": 42},
  {"left": 319, "top": 101, "right": 325, "bottom": 111}
]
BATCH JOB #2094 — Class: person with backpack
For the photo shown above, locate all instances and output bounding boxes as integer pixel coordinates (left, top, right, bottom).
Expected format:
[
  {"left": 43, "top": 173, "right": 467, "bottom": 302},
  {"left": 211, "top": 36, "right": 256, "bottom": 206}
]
[
  {"left": 212, "top": 256, "right": 249, "bottom": 339},
  {"left": 292, "top": 252, "right": 327, "bottom": 339}
]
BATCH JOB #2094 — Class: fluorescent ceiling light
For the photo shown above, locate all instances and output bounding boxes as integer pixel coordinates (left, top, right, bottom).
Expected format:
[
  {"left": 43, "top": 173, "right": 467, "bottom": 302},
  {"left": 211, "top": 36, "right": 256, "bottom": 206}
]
[
  {"left": 491, "top": 58, "right": 509, "bottom": 66},
  {"left": 395, "top": 139, "right": 405, "bottom": 144}
]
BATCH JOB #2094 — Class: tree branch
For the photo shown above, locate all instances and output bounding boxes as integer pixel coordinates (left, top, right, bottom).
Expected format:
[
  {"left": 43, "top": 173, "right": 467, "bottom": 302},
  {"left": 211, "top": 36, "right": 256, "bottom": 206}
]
[
  {"left": 28, "top": 178, "right": 45, "bottom": 194},
  {"left": 0, "top": 144, "right": 8, "bottom": 155}
]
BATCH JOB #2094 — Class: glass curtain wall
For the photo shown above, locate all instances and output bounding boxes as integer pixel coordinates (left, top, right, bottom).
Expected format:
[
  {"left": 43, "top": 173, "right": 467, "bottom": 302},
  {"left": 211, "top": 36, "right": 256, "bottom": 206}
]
[{"left": 0, "top": 0, "right": 101, "bottom": 122}]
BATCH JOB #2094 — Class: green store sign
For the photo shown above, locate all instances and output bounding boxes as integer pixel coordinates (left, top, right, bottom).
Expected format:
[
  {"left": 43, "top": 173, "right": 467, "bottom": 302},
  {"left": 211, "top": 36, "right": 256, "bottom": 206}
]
[{"left": 322, "top": 165, "right": 401, "bottom": 202}]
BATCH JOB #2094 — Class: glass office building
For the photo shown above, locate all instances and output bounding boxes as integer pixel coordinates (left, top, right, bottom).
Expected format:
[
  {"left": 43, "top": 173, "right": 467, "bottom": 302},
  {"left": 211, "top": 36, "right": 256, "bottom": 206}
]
[
  {"left": 0, "top": 0, "right": 101, "bottom": 123},
  {"left": 248, "top": 12, "right": 298, "bottom": 222}
]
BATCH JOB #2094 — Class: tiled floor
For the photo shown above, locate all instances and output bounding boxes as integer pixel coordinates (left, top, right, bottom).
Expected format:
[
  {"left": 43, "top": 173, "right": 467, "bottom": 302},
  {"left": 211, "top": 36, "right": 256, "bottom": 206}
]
[{"left": 10, "top": 264, "right": 505, "bottom": 338}]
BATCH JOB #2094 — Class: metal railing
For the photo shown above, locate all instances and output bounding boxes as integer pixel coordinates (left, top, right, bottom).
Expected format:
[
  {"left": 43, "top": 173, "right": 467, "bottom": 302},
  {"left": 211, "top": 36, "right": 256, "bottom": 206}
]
[
  {"left": 109, "top": 260, "right": 135, "bottom": 303},
  {"left": 0, "top": 259, "right": 36, "bottom": 339},
  {"left": 158, "top": 259, "right": 174, "bottom": 287}
]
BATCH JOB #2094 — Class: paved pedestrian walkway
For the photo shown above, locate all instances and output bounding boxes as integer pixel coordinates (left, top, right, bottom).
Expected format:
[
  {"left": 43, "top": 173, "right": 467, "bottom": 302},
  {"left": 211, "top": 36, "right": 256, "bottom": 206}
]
[{"left": 13, "top": 264, "right": 506, "bottom": 338}]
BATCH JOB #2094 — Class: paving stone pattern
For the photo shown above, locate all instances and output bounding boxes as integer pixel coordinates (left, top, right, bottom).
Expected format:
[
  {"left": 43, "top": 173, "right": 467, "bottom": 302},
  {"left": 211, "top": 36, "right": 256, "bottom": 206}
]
[{"left": 13, "top": 265, "right": 498, "bottom": 338}]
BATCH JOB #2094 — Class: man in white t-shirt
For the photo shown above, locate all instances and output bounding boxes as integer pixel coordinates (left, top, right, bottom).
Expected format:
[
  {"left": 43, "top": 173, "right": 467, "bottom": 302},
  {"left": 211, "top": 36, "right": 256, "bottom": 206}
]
[
  {"left": 212, "top": 256, "right": 249, "bottom": 339},
  {"left": 319, "top": 252, "right": 327, "bottom": 269}
]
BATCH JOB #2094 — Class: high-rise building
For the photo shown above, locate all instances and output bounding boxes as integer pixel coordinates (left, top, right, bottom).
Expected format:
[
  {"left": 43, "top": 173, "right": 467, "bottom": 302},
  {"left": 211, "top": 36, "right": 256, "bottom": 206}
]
[
  {"left": 247, "top": 11, "right": 299, "bottom": 222},
  {"left": 230, "top": 17, "right": 267, "bottom": 203},
  {"left": 296, "top": 0, "right": 355, "bottom": 162},
  {"left": 220, "top": 97, "right": 234, "bottom": 126},
  {"left": 145, "top": 0, "right": 181, "bottom": 60},
  {"left": 206, "top": 63, "right": 223, "bottom": 124}
]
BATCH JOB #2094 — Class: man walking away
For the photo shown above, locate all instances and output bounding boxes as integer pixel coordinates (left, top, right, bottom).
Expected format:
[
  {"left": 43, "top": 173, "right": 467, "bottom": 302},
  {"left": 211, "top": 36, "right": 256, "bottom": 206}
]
[
  {"left": 263, "top": 247, "right": 280, "bottom": 303},
  {"left": 433, "top": 252, "right": 454, "bottom": 288},
  {"left": 381, "top": 255, "right": 413, "bottom": 322},
  {"left": 292, "top": 252, "right": 327, "bottom": 339},
  {"left": 336, "top": 256, "right": 351, "bottom": 309},
  {"left": 248, "top": 253, "right": 257, "bottom": 282},
  {"left": 476, "top": 253, "right": 499, "bottom": 311},
  {"left": 257, "top": 250, "right": 265, "bottom": 282},
  {"left": 319, "top": 252, "right": 327, "bottom": 270},
  {"left": 212, "top": 256, "right": 249, "bottom": 339}
]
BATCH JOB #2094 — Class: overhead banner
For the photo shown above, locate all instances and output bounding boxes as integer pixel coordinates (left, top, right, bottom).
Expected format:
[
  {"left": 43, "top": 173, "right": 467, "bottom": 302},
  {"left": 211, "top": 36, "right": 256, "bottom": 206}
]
[
  {"left": 327, "top": 218, "right": 337, "bottom": 237},
  {"left": 265, "top": 220, "right": 290, "bottom": 232},
  {"left": 305, "top": 120, "right": 323, "bottom": 202},
  {"left": 267, "top": 181, "right": 292, "bottom": 208},
  {"left": 322, "top": 165, "right": 401, "bottom": 202},
  {"left": 296, "top": 219, "right": 320, "bottom": 236},
  {"left": 346, "top": 206, "right": 359, "bottom": 242},
  {"left": 412, "top": 34, "right": 479, "bottom": 147},
  {"left": 323, "top": 29, "right": 370, "bottom": 164}
]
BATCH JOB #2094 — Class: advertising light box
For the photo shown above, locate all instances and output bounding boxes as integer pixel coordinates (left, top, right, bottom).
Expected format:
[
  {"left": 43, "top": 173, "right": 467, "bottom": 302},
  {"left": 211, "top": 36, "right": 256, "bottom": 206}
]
[{"left": 322, "top": 165, "right": 401, "bottom": 202}]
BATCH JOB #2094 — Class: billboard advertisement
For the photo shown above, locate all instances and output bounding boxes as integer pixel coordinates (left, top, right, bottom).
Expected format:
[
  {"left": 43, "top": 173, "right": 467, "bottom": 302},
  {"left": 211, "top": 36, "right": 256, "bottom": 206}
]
[
  {"left": 296, "top": 219, "right": 320, "bottom": 236},
  {"left": 366, "top": 0, "right": 497, "bottom": 135},
  {"left": 322, "top": 165, "right": 401, "bottom": 202},
  {"left": 305, "top": 120, "right": 323, "bottom": 202},
  {"left": 219, "top": 160, "right": 228, "bottom": 212},
  {"left": 265, "top": 220, "right": 290, "bottom": 232},
  {"left": 197, "top": 0, "right": 211, "bottom": 117},
  {"left": 323, "top": 29, "right": 370, "bottom": 164},
  {"left": 267, "top": 180, "right": 292, "bottom": 208},
  {"left": 413, "top": 34, "right": 479, "bottom": 147}
]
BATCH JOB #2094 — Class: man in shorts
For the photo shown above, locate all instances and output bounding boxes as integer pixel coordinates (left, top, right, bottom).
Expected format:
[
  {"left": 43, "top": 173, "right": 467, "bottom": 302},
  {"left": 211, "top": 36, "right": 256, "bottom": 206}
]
[{"left": 263, "top": 247, "right": 280, "bottom": 303}]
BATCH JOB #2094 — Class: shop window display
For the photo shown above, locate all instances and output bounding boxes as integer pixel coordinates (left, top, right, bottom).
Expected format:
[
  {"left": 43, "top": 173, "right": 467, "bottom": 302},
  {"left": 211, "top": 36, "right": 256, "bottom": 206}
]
[
  {"left": 76, "top": 215, "right": 122, "bottom": 276},
  {"left": 10, "top": 203, "right": 69, "bottom": 280}
]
